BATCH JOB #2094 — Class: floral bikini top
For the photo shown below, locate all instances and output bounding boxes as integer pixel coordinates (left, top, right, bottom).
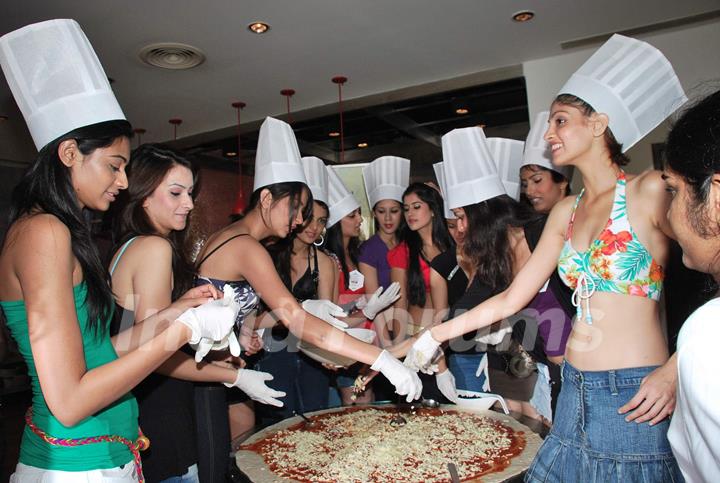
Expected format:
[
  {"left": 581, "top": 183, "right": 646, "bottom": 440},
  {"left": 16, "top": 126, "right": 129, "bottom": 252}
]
[{"left": 557, "top": 170, "right": 664, "bottom": 324}]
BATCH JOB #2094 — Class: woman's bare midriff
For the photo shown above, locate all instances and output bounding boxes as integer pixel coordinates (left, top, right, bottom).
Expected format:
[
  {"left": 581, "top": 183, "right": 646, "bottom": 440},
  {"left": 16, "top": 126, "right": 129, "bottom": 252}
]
[{"left": 565, "top": 291, "right": 669, "bottom": 371}]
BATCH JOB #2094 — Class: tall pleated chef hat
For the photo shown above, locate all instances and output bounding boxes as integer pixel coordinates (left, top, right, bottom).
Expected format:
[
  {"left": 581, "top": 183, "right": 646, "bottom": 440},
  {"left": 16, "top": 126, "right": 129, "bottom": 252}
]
[
  {"left": 301, "top": 156, "right": 329, "bottom": 205},
  {"left": 441, "top": 126, "right": 506, "bottom": 209},
  {"left": 253, "top": 117, "right": 307, "bottom": 191},
  {"left": 432, "top": 162, "right": 456, "bottom": 220},
  {"left": 0, "top": 19, "right": 126, "bottom": 151},
  {"left": 521, "top": 111, "right": 573, "bottom": 179},
  {"left": 558, "top": 33, "right": 687, "bottom": 152},
  {"left": 326, "top": 165, "right": 360, "bottom": 228},
  {"left": 362, "top": 156, "right": 410, "bottom": 208},
  {"left": 487, "top": 137, "right": 525, "bottom": 201}
]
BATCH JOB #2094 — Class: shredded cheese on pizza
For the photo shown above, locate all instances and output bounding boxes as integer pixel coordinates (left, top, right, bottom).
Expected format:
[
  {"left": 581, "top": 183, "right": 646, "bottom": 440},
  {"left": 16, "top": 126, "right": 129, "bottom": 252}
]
[{"left": 241, "top": 407, "right": 526, "bottom": 482}]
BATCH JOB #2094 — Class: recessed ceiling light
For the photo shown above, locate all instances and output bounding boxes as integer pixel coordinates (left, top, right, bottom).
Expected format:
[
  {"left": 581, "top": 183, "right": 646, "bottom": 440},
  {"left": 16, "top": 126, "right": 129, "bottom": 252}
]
[
  {"left": 512, "top": 11, "right": 535, "bottom": 22},
  {"left": 248, "top": 22, "right": 270, "bottom": 34},
  {"left": 226, "top": 151, "right": 237, "bottom": 157},
  {"left": 329, "top": 131, "right": 340, "bottom": 137},
  {"left": 357, "top": 142, "right": 368, "bottom": 148},
  {"left": 455, "top": 108, "right": 469, "bottom": 115}
]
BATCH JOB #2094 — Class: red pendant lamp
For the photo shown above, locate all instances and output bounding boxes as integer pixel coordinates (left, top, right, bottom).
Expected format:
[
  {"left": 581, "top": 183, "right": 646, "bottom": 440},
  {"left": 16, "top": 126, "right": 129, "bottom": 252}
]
[
  {"left": 168, "top": 118, "right": 183, "bottom": 140},
  {"left": 133, "top": 128, "right": 146, "bottom": 148},
  {"left": 231, "top": 101, "right": 247, "bottom": 215},
  {"left": 280, "top": 89, "right": 295, "bottom": 124},
  {"left": 332, "top": 76, "right": 348, "bottom": 163}
]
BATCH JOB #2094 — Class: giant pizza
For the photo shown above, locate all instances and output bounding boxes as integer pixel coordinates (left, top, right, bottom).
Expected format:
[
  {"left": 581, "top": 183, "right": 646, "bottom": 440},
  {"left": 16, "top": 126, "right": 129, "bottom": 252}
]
[{"left": 236, "top": 405, "right": 542, "bottom": 482}]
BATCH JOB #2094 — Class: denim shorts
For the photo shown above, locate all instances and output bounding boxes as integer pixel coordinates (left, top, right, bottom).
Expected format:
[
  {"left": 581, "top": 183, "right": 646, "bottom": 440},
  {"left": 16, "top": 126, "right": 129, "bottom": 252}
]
[
  {"left": 525, "top": 361, "right": 683, "bottom": 483},
  {"left": 447, "top": 353, "right": 487, "bottom": 392}
]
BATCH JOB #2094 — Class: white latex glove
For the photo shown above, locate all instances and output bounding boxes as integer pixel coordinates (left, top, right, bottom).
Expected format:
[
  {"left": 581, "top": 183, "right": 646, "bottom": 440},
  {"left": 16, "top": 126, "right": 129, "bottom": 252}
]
[
  {"left": 224, "top": 369, "right": 286, "bottom": 407},
  {"left": 302, "top": 299, "right": 348, "bottom": 330},
  {"left": 178, "top": 285, "right": 240, "bottom": 362},
  {"left": 436, "top": 369, "right": 459, "bottom": 403},
  {"left": 190, "top": 331, "right": 242, "bottom": 363},
  {"left": 357, "top": 282, "right": 401, "bottom": 320},
  {"left": 404, "top": 330, "right": 442, "bottom": 374},
  {"left": 474, "top": 323, "right": 513, "bottom": 345},
  {"left": 371, "top": 350, "right": 422, "bottom": 402}
]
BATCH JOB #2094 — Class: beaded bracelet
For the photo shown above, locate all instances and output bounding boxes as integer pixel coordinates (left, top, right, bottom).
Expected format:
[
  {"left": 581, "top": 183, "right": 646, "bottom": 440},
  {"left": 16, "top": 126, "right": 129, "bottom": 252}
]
[{"left": 24, "top": 407, "right": 149, "bottom": 482}]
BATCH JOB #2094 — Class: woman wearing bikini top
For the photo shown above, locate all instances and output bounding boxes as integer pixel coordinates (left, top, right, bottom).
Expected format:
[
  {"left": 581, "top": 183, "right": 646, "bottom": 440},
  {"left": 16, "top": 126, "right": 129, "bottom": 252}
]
[{"left": 405, "top": 35, "right": 687, "bottom": 481}]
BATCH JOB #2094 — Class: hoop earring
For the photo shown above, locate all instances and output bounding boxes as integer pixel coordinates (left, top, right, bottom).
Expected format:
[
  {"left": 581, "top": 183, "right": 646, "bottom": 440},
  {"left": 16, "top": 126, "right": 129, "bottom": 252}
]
[{"left": 314, "top": 234, "right": 325, "bottom": 247}]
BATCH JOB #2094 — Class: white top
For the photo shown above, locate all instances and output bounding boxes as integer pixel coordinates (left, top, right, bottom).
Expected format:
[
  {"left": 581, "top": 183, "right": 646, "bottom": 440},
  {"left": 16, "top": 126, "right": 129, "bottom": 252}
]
[
  {"left": 362, "top": 156, "right": 410, "bottom": 208},
  {"left": 0, "top": 19, "right": 125, "bottom": 150},
  {"left": 441, "top": 126, "right": 505, "bottom": 209},
  {"left": 301, "top": 156, "right": 329, "bottom": 204},
  {"left": 326, "top": 165, "right": 360, "bottom": 228},
  {"left": 558, "top": 34, "right": 686, "bottom": 152},
  {"left": 253, "top": 117, "right": 307, "bottom": 191},
  {"left": 668, "top": 297, "right": 720, "bottom": 482},
  {"left": 432, "top": 162, "right": 456, "bottom": 220}
]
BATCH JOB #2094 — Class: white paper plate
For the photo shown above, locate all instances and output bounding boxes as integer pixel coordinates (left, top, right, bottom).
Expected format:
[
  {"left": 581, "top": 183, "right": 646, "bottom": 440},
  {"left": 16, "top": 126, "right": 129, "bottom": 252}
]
[
  {"left": 456, "top": 390, "right": 510, "bottom": 413},
  {"left": 298, "top": 328, "right": 376, "bottom": 367}
]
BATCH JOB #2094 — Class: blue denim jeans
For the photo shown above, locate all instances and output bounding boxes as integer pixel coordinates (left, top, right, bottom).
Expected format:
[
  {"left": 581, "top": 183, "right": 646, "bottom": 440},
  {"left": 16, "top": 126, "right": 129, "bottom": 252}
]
[
  {"left": 159, "top": 464, "right": 199, "bottom": 483},
  {"left": 525, "top": 361, "right": 683, "bottom": 482},
  {"left": 254, "top": 342, "right": 330, "bottom": 427},
  {"left": 447, "top": 353, "right": 487, "bottom": 392}
]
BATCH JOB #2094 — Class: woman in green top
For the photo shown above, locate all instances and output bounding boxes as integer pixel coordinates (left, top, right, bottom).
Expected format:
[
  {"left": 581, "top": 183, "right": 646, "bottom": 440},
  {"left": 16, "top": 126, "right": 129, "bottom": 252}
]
[{"left": 0, "top": 21, "right": 236, "bottom": 481}]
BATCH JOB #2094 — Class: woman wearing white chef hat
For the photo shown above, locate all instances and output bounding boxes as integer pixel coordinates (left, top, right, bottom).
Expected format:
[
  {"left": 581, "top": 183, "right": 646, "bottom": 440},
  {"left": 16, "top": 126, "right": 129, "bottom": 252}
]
[
  {"left": 255, "top": 156, "right": 340, "bottom": 427},
  {"left": 359, "top": 156, "right": 409, "bottom": 340},
  {"left": 195, "top": 117, "right": 420, "bottom": 423},
  {"left": 0, "top": 19, "right": 240, "bottom": 482},
  {"left": 520, "top": 111, "right": 572, "bottom": 214},
  {"left": 405, "top": 34, "right": 687, "bottom": 482}
]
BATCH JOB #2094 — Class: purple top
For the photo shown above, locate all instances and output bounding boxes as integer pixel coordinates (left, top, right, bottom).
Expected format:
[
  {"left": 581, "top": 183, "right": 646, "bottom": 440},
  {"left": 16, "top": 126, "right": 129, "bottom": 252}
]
[
  {"left": 527, "top": 287, "right": 572, "bottom": 357},
  {"left": 358, "top": 234, "right": 392, "bottom": 289}
]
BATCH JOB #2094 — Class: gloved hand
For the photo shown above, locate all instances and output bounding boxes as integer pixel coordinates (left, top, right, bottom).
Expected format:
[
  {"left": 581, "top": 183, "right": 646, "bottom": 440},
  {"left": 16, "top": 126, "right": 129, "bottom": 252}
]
[
  {"left": 302, "top": 299, "right": 348, "bottom": 330},
  {"left": 474, "top": 323, "right": 513, "bottom": 345},
  {"left": 223, "top": 369, "right": 286, "bottom": 407},
  {"left": 178, "top": 285, "right": 240, "bottom": 362},
  {"left": 190, "top": 332, "right": 242, "bottom": 363},
  {"left": 356, "top": 282, "right": 401, "bottom": 320},
  {"left": 370, "top": 350, "right": 422, "bottom": 402},
  {"left": 403, "top": 330, "right": 442, "bottom": 374},
  {"left": 436, "top": 369, "right": 459, "bottom": 403}
]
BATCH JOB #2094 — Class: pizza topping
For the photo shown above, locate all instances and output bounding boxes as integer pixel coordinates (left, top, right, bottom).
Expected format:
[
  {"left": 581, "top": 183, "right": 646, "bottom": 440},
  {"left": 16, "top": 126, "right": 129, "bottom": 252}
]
[{"left": 241, "top": 407, "right": 526, "bottom": 482}]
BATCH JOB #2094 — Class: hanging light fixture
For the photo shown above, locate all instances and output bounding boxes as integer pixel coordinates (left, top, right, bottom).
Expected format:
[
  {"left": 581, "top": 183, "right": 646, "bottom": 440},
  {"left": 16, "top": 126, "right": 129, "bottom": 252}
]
[
  {"left": 280, "top": 89, "right": 295, "bottom": 124},
  {"left": 331, "top": 76, "right": 348, "bottom": 163},
  {"left": 231, "top": 101, "right": 247, "bottom": 215},
  {"left": 133, "top": 128, "right": 146, "bottom": 147},
  {"left": 168, "top": 118, "right": 183, "bottom": 140}
]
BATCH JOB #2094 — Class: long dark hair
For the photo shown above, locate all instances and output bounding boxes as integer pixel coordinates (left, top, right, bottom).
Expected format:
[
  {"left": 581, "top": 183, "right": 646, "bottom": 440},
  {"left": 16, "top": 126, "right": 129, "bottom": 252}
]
[
  {"left": 401, "top": 183, "right": 452, "bottom": 306},
  {"left": 666, "top": 89, "right": 720, "bottom": 239},
  {"left": 111, "top": 143, "right": 197, "bottom": 300},
  {"left": 245, "top": 182, "right": 312, "bottom": 233},
  {"left": 554, "top": 93, "right": 630, "bottom": 166},
  {"left": 268, "top": 200, "right": 329, "bottom": 291},
  {"left": 462, "top": 195, "right": 541, "bottom": 293},
  {"left": 325, "top": 213, "right": 361, "bottom": 291},
  {"left": 7, "top": 120, "right": 133, "bottom": 336}
]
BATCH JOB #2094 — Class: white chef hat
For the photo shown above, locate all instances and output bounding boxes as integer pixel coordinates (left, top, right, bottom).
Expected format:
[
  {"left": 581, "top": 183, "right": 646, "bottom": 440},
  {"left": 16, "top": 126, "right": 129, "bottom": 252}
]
[
  {"left": 487, "top": 137, "right": 525, "bottom": 201},
  {"left": 301, "top": 156, "right": 329, "bottom": 205},
  {"left": 0, "top": 19, "right": 126, "bottom": 151},
  {"left": 362, "top": 156, "right": 410, "bottom": 208},
  {"left": 253, "top": 117, "right": 307, "bottom": 191},
  {"left": 441, "top": 126, "right": 506, "bottom": 209},
  {"left": 326, "top": 166, "right": 360, "bottom": 228},
  {"left": 558, "top": 33, "right": 687, "bottom": 152},
  {"left": 521, "top": 111, "right": 572, "bottom": 180},
  {"left": 432, "top": 162, "right": 456, "bottom": 220}
]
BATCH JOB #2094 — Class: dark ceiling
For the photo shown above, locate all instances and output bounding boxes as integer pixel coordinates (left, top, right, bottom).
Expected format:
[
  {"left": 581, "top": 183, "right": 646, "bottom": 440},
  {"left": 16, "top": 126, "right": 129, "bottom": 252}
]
[{"left": 180, "top": 76, "right": 529, "bottom": 178}]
